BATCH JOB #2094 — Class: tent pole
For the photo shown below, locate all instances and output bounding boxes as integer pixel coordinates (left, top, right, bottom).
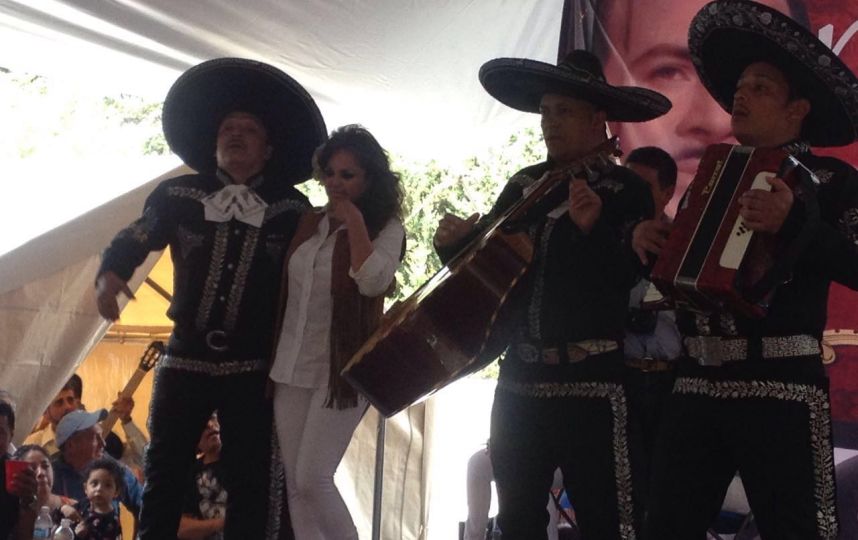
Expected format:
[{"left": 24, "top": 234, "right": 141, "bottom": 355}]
[
  {"left": 371, "top": 414, "right": 385, "bottom": 540},
  {"left": 144, "top": 277, "right": 172, "bottom": 302}
]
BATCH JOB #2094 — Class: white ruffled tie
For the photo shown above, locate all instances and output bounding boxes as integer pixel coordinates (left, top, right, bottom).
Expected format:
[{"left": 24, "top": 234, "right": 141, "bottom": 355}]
[{"left": 201, "top": 184, "right": 268, "bottom": 227}]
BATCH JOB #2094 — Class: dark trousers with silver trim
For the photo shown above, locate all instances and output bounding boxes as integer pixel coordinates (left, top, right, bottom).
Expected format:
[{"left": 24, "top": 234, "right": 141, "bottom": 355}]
[
  {"left": 624, "top": 365, "right": 676, "bottom": 503},
  {"left": 490, "top": 353, "right": 642, "bottom": 539},
  {"left": 644, "top": 357, "right": 837, "bottom": 540},
  {"left": 137, "top": 366, "right": 273, "bottom": 539}
]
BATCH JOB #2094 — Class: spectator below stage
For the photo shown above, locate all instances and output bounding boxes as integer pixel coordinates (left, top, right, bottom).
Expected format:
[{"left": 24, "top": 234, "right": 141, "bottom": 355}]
[
  {"left": 50, "top": 409, "right": 142, "bottom": 518},
  {"left": 179, "top": 413, "right": 227, "bottom": 540}
]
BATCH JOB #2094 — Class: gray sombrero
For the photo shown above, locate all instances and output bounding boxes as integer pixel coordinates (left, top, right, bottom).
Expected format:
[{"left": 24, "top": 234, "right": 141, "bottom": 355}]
[
  {"left": 689, "top": 0, "right": 858, "bottom": 147},
  {"left": 479, "top": 50, "right": 672, "bottom": 122},
  {"left": 162, "top": 57, "right": 327, "bottom": 184}
]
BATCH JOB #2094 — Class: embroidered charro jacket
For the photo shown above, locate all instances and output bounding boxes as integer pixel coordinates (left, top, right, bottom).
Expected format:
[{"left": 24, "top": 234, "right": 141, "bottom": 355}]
[
  {"left": 439, "top": 159, "right": 654, "bottom": 383},
  {"left": 677, "top": 145, "right": 858, "bottom": 347},
  {"left": 98, "top": 170, "right": 309, "bottom": 364}
]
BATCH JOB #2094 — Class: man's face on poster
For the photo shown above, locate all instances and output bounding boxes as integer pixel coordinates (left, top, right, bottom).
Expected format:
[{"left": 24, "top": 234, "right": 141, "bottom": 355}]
[{"left": 595, "top": 0, "right": 793, "bottom": 216}]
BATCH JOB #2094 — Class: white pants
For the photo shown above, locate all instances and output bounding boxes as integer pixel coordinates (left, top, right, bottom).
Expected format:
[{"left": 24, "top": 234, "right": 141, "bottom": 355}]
[
  {"left": 464, "top": 447, "right": 561, "bottom": 540},
  {"left": 273, "top": 383, "right": 366, "bottom": 540}
]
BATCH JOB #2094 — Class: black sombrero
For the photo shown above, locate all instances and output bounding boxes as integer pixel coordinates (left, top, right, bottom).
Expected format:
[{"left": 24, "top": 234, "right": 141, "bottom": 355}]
[
  {"left": 162, "top": 57, "right": 327, "bottom": 184},
  {"left": 689, "top": 0, "right": 858, "bottom": 147},
  {"left": 479, "top": 50, "right": 671, "bottom": 122}
]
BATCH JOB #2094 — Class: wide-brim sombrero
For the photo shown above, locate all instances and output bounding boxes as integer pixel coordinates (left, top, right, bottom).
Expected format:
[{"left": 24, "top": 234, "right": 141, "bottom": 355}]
[
  {"left": 479, "top": 50, "right": 671, "bottom": 122},
  {"left": 689, "top": 0, "right": 858, "bottom": 147},
  {"left": 162, "top": 57, "right": 327, "bottom": 184}
]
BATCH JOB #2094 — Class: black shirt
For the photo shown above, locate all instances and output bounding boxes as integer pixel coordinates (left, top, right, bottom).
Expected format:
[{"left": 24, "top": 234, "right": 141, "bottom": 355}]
[
  {"left": 99, "top": 170, "right": 309, "bottom": 361},
  {"left": 0, "top": 454, "right": 20, "bottom": 540},
  {"left": 183, "top": 458, "right": 226, "bottom": 540},
  {"left": 440, "top": 158, "right": 654, "bottom": 382}
]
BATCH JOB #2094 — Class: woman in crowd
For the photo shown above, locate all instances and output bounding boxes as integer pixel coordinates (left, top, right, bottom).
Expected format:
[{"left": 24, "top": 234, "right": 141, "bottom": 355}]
[
  {"left": 269, "top": 124, "right": 405, "bottom": 540},
  {"left": 15, "top": 444, "right": 76, "bottom": 524}
]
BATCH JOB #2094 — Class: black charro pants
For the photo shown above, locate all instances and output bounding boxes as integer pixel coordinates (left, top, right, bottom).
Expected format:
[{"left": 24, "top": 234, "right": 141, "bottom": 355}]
[
  {"left": 137, "top": 366, "right": 274, "bottom": 540},
  {"left": 644, "top": 357, "right": 838, "bottom": 540},
  {"left": 489, "top": 352, "right": 643, "bottom": 540},
  {"left": 623, "top": 366, "right": 676, "bottom": 504}
]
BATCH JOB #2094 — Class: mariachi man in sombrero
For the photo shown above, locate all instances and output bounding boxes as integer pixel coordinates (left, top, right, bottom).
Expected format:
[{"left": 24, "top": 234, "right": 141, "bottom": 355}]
[
  {"left": 94, "top": 58, "right": 327, "bottom": 539},
  {"left": 632, "top": 1, "right": 858, "bottom": 538},
  {"left": 435, "top": 50, "right": 670, "bottom": 539}
]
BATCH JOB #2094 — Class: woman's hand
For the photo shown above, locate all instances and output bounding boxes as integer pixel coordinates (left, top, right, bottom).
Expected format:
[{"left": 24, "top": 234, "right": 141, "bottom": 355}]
[{"left": 328, "top": 197, "right": 364, "bottom": 229}]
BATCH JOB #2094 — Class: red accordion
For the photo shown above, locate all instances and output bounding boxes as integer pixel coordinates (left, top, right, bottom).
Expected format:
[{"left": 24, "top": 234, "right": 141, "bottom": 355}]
[{"left": 651, "top": 144, "right": 807, "bottom": 318}]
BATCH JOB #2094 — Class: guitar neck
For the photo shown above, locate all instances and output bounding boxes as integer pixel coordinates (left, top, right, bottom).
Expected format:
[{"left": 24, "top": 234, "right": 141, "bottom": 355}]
[
  {"left": 505, "top": 138, "right": 620, "bottom": 224},
  {"left": 101, "top": 368, "right": 148, "bottom": 433}
]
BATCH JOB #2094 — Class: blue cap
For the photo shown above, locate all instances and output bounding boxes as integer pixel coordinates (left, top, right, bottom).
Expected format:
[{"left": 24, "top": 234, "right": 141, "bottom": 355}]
[{"left": 55, "top": 409, "right": 107, "bottom": 448}]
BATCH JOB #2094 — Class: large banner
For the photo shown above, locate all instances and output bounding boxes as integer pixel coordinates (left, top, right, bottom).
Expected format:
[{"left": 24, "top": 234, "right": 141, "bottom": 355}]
[{"left": 559, "top": 0, "right": 858, "bottom": 446}]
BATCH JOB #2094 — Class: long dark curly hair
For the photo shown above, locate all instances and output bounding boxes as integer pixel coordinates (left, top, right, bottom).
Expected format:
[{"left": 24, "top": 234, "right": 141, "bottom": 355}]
[{"left": 313, "top": 124, "right": 404, "bottom": 237}]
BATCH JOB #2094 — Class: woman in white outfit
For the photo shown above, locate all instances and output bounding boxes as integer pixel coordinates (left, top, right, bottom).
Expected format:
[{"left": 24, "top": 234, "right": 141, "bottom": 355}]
[{"left": 269, "top": 124, "right": 405, "bottom": 540}]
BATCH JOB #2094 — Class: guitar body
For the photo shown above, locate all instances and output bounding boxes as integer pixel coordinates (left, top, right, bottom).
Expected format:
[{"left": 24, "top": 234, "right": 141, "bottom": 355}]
[
  {"left": 343, "top": 141, "right": 620, "bottom": 417},
  {"left": 344, "top": 229, "right": 532, "bottom": 417}
]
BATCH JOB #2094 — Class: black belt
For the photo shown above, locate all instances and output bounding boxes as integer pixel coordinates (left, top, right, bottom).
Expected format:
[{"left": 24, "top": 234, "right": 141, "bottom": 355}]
[{"left": 168, "top": 329, "right": 264, "bottom": 356}]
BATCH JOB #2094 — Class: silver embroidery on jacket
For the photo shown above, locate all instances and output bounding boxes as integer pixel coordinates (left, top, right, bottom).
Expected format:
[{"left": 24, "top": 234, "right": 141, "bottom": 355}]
[
  {"left": 223, "top": 228, "right": 260, "bottom": 331},
  {"left": 166, "top": 186, "right": 208, "bottom": 201},
  {"left": 176, "top": 226, "right": 204, "bottom": 260},
  {"left": 814, "top": 169, "right": 834, "bottom": 185},
  {"left": 674, "top": 377, "right": 837, "bottom": 539},
  {"left": 264, "top": 199, "right": 309, "bottom": 223},
  {"left": 116, "top": 206, "right": 159, "bottom": 244},
  {"left": 195, "top": 224, "right": 230, "bottom": 331},
  {"left": 839, "top": 208, "right": 858, "bottom": 247},
  {"left": 528, "top": 218, "right": 557, "bottom": 340}
]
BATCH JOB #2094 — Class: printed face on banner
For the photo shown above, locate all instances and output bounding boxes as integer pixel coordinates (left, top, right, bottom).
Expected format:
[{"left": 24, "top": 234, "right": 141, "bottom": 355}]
[{"left": 584, "top": 0, "right": 792, "bottom": 216}]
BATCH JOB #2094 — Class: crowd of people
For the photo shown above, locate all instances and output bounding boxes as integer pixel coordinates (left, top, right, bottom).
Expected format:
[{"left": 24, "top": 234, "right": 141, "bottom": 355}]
[{"left": 2, "top": 0, "right": 858, "bottom": 539}]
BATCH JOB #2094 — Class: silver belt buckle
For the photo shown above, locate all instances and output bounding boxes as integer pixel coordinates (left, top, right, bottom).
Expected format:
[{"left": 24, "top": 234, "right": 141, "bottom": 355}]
[
  {"left": 205, "top": 330, "right": 229, "bottom": 352},
  {"left": 566, "top": 344, "right": 590, "bottom": 363},
  {"left": 517, "top": 343, "right": 539, "bottom": 363},
  {"left": 689, "top": 337, "right": 722, "bottom": 367}
]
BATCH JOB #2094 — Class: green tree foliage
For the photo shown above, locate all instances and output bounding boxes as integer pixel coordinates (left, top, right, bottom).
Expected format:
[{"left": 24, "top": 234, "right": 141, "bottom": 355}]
[
  {"left": 391, "top": 128, "right": 544, "bottom": 301},
  {"left": 1, "top": 68, "right": 167, "bottom": 161},
  {"left": 102, "top": 96, "right": 167, "bottom": 155}
]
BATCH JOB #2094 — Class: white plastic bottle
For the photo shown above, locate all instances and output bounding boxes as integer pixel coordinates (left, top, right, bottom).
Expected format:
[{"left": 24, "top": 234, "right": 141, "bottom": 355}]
[
  {"left": 31, "top": 506, "right": 53, "bottom": 539},
  {"left": 51, "top": 518, "right": 74, "bottom": 540}
]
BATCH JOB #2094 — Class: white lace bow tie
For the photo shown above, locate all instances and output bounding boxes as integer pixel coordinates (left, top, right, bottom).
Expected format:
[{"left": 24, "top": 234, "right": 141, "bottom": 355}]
[{"left": 201, "top": 184, "right": 268, "bottom": 227}]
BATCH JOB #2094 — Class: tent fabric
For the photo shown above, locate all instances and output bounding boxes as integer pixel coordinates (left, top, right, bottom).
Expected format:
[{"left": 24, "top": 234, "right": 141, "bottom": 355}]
[
  {"left": 0, "top": 1, "right": 563, "bottom": 162},
  {"left": 0, "top": 166, "right": 190, "bottom": 434}
]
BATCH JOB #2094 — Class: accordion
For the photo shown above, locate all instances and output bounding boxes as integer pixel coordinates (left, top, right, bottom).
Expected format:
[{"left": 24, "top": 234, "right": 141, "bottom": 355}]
[{"left": 651, "top": 144, "right": 810, "bottom": 318}]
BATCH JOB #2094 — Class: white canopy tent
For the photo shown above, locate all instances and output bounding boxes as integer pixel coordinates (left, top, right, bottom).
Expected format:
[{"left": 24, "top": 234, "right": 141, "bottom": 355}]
[{"left": 0, "top": 2, "right": 564, "bottom": 538}]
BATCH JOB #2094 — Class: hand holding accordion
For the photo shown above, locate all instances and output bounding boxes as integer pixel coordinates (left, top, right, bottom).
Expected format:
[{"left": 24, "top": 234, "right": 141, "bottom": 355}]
[{"left": 650, "top": 144, "right": 817, "bottom": 318}]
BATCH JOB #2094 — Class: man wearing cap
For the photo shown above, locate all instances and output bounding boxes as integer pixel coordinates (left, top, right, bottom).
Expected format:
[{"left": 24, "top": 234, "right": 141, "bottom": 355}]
[
  {"left": 435, "top": 50, "right": 670, "bottom": 539},
  {"left": 631, "top": 1, "right": 858, "bottom": 538},
  {"left": 95, "top": 58, "right": 327, "bottom": 539},
  {"left": 51, "top": 409, "right": 143, "bottom": 514}
]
